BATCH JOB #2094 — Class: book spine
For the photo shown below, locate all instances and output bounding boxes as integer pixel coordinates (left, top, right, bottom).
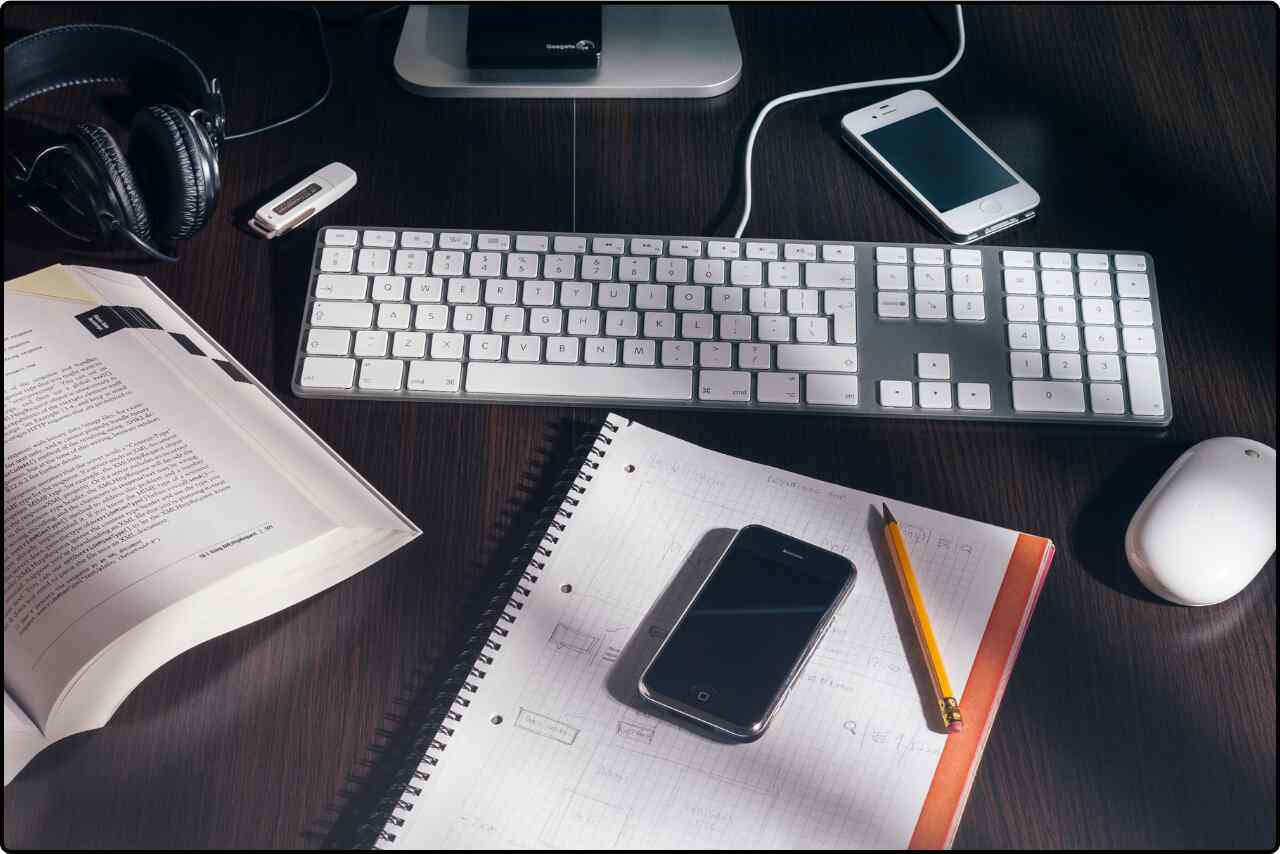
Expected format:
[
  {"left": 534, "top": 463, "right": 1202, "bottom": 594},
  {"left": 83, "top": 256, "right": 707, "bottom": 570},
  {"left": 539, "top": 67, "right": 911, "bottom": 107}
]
[{"left": 364, "top": 417, "right": 624, "bottom": 848}]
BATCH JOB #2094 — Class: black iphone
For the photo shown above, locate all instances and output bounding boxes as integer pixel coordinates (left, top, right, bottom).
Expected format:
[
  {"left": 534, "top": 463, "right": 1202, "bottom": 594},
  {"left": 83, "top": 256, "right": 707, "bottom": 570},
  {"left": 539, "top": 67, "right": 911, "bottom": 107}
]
[{"left": 638, "top": 525, "right": 856, "bottom": 741}]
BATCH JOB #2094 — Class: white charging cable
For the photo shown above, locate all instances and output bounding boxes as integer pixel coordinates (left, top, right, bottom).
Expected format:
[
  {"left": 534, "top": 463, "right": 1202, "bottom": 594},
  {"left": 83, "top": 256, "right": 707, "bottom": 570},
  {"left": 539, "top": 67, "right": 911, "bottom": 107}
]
[{"left": 733, "top": 4, "right": 967, "bottom": 238}]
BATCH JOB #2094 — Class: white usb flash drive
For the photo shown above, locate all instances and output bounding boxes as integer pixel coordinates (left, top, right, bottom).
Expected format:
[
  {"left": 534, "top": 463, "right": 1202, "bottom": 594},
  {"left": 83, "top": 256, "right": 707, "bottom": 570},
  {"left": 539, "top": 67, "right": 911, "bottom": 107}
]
[{"left": 249, "top": 162, "right": 357, "bottom": 239}]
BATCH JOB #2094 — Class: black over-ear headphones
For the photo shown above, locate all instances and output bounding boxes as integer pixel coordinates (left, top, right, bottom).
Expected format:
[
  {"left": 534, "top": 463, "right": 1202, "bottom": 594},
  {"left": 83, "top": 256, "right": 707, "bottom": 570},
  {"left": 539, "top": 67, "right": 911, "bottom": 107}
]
[{"left": 4, "top": 25, "right": 226, "bottom": 262}]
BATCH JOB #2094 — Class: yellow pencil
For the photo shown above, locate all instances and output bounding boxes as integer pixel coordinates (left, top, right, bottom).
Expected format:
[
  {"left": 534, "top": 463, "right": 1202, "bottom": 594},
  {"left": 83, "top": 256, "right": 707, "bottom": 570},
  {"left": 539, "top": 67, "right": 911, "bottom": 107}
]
[{"left": 882, "top": 503, "right": 964, "bottom": 733}]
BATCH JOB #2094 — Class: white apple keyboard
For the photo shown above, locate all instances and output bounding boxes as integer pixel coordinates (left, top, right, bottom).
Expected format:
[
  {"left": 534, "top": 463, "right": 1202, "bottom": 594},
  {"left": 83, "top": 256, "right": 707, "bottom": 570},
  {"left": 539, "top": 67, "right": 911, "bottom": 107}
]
[{"left": 293, "top": 227, "right": 1172, "bottom": 426}]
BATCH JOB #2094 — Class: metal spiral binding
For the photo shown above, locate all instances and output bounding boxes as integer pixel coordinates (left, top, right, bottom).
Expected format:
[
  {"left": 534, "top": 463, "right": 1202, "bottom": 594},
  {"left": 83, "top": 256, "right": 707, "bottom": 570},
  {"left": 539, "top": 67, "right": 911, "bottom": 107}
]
[{"left": 362, "top": 418, "right": 623, "bottom": 849}]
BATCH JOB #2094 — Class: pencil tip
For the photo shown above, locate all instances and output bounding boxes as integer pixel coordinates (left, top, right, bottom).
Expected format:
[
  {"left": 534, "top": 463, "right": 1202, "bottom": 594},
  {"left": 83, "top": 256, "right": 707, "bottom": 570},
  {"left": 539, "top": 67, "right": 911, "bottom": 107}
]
[{"left": 882, "top": 503, "right": 896, "bottom": 524}]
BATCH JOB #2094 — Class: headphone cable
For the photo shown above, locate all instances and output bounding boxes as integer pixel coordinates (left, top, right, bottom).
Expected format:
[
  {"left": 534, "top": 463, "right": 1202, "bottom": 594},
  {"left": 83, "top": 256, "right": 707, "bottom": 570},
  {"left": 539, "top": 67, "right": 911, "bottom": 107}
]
[{"left": 224, "top": 5, "right": 332, "bottom": 142}]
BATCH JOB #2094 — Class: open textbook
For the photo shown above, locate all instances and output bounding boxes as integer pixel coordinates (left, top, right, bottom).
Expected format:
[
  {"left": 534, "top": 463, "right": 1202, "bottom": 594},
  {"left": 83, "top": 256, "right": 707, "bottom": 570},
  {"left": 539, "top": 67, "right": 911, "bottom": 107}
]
[
  {"left": 3, "top": 265, "right": 419, "bottom": 784},
  {"left": 368, "top": 414, "right": 1053, "bottom": 849}
]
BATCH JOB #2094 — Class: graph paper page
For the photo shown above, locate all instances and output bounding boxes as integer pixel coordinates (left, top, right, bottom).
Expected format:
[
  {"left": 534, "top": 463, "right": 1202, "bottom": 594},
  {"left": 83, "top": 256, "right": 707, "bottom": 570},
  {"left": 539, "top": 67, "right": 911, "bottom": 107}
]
[{"left": 391, "top": 415, "right": 1021, "bottom": 849}]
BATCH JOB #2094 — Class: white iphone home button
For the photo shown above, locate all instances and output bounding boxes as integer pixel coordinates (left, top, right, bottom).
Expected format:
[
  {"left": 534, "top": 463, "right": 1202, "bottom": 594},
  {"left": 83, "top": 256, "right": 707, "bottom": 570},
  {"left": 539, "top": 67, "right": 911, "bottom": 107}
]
[{"left": 979, "top": 198, "right": 1003, "bottom": 213}]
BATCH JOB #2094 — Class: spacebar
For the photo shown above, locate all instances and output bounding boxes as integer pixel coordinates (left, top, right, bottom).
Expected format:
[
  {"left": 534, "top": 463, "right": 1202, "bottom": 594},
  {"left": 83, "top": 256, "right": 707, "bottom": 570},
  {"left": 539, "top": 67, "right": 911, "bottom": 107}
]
[{"left": 466, "top": 363, "right": 694, "bottom": 400}]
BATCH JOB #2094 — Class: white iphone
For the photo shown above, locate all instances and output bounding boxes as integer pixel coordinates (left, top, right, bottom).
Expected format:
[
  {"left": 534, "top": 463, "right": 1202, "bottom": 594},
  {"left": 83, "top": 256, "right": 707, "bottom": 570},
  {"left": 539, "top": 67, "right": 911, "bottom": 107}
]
[{"left": 840, "top": 89, "right": 1039, "bottom": 244}]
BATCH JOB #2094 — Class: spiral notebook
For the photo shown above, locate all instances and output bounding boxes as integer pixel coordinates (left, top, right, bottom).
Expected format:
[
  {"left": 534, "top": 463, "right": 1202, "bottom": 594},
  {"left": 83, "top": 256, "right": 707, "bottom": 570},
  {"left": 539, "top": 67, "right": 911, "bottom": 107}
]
[{"left": 366, "top": 414, "right": 1054, "bottom": 849}]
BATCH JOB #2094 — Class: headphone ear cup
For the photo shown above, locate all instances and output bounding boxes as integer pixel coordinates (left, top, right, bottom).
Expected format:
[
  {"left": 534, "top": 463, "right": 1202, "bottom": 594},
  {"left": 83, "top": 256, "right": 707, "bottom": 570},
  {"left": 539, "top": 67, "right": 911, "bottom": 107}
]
[
  {"left": 128, "top": 105, "right": 213, "bottom": 242},
  {"left": 71, "top": 123, "right": 153, "bottom": 242}
]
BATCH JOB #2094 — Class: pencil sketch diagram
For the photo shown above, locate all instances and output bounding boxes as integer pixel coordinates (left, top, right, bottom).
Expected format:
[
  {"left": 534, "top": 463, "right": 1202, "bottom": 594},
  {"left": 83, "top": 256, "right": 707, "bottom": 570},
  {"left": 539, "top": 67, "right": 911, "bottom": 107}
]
[
  {"left": 539, "top": 789, "right": 631, "bottom": 849},
  {"left": 514, "top": 708, "right": 580, "bottom": 746},
  {"left": 547, "top": 621, "right": 600, "bottom": 657}
]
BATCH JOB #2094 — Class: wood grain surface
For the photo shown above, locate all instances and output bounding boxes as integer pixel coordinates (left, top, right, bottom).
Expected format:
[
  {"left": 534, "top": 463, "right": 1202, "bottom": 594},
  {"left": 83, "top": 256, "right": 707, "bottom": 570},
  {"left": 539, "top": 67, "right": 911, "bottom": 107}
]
[{"left": 3, "top": 3, "right": 1275, "bottom": 849}]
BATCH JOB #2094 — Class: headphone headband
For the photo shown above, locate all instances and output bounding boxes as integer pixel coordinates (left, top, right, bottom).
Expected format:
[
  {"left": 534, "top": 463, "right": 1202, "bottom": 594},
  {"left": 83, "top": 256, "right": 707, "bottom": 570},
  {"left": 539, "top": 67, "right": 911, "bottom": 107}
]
[{"left": 4, "top": 24, "right": 224, "bottom": 143}]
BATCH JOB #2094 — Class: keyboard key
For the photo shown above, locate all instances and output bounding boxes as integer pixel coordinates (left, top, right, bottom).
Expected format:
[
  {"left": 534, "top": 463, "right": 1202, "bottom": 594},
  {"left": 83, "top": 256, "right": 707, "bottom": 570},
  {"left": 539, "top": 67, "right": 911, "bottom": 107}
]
[
  {"left": 522, "top": 281, "right": 556, "bottom": 306},
  {"left": 1119, "top": 299, "right": 1154, "bottom": 326},
  {"left": 484, "top": 279, "right": 519, "bottom": 305},
  {"left": 805, "top": 263, "right": 855, "bottom": 289},
  {"left": 953, "top": 294, "right": 986, "bottom": 321},
  {"left": 712, "top": 286, "right": 744, "bottom": 312},
  {"left": 737, "top": 343, "right": 771, "bottom": 369},
  {"left": 661, "top": 340, "right": 694, "bottom": 366},
  {"left": 324, "top": 228, "right": 358, "bottom": 246},
  {"left": 447, "top": 278, "right": 481, "bottom": 303},
  {"left": 415, "top": 305, "right": 449, "bottom": 331},
  {"left": 1008, "top": 323, "right": 1042, "bottom": 350},
  {"left": 913, "top": 266, "right": 946, "bottom": 291},
  {"left": 1003, "top": 269, "right": 1037, "bottom": 294},
  {"left": 623, "top": 339, "right": 656, "bottom": 366},
  {"left": 1087, "top": 354, "right": 1121, "bottom": 381},
  {"left": 599, "top": 284, "right": 632, "bottom": 309},
  {"left": 581, "top": 255, "right": 614, "bottom": 281},
  {"left": 786, "top": 289, "right": 819, "bottom": 315},
  {"left": 951, "top": 267, "right": 984, "bottom": 293},
  {"left": 784, "top": 243, "right": 816, "bottom": 261},
  {"left": 439, "top": 232, "right": 473, "bottom": 250},
  {"left": 876, "top": 246, "right": 908, "bottom": 264},
  {"left": 466, "top": 363, "right": 693, "bottom": 400},
  {"left": 619, "top": 257, "right": 651, "bottom": 282},
  {"left": 300, "top": 356, "right": 356, "bottom": 388},
  {"left": 358, "top": 358, "right": 403, "bottom": 390},
  {"left": 392, "top": 331, "right": 427, "bottom": 358},
  {"left": 794, "top": 316, "right": 829, "bottom": 343},
  {"left": 636, "top": 284, "right": 669, "bottom": 310},
  {"left": 876, "top": 265, "right": 909, "bottom": 290},
  {"left": 758, "top": 372, "right": 801, "bottom": 403},
  {"left": 401, "top": 231, "right": 434, "bottom": 249},
  {"left": 559, "top": 281, "right": 593, "bottom": 307},
  {"left": 531, "top": 308, "right": 565, "bottom": 334},
  {"left": 1115, "top": 254, "right": 1147, "bottom": 272},
  {"left": 507, "top": 335, "right": 542, "bottom": 362},
  {"left": 879, "top": 380, "right": 913, "bottom": 407},
  {"left": 777, "top": 345, "right": 858, "bottom": 373},
  {"left": 730, "top": 260, "right": 763, "bottom": 286},
  {"left": 681, "top": 313, "right": 714, "bottom": 339},
  {"left": 708, "top": 240, "right": 741, "bottom": 259},
  {"left": 315, "top": 274, "right": 368, "bottom": 300},
  {"left": 1078, "top": 272, "right": 1113, "bottom": 297},
  {"left": 407, "top": 360, "right": 462, "bottom": 392},
  {"left": 631, "top": 238, "right": 664, "bottom": 256},
  {"left": 546, "top": 336, "right": 580, "bottom": 363},
  {"left": 833, "top": 307, "right": 857, "bottom": 344},
  {"left": 320, "top": 247, "right": 354, "bottom": 272},
  {"left": 431, "top": 250, "right": 465, "bottom": 276},
  {"left": 758, "top": 316, "right": 791, "bottom": 342},
  {"left": 1090, "top": 383, "right": 1126, "bottom": 414},
  {"left": 668, "top": 239, "right": 703, "bottom": 257},
  {"left": 358, "top": 248, "right": 391, "bottom": 273},
  {"left": 656, "top": 257, "right": 689, "bottom": 283},
  {"left": 1077, "top": 253, "right": 1109, "bottom": 271},
  {"left": 806, "top": 374, "right": 860, "bottom": 406},
  {"left": 468, "top": 334, "right": 503, "bottom": 361},
  {"left": 693, "top": 259, "right": 725, "bottom": 284},
  {"left": 919, "top": 381, "right": 953, "bottom": 409},
  {"left": 822, "top": 244, "right": 855, "bottom": 262},
  {"left": 1040, "top": 270, "right": 1074, "bottom": 296},
  {"left": 468, "top": 252, "right": 502, "bottom": 277},
  {"left": 1005, "top": 296, "right": 1039, "bottom": 322},
  {"left": 554, "top": 235, "right": 587, "bottom": 253},
  {"left": 1046, "top": 324, "right": 1081, "bottom": 352},
  {"left": 699, "top": 370, "right": 751, "bottom": 401},
  {"left": 1040, "top": 251, "right": 1072, "bottom": 269},
  {"left": 1012, "top": 381, "right": 1086, "bottom": 413},
  {"left": 431, "top": 333, "right": 465, "bottom": 359},
  {"left": 1049, "top": 353, "right": 1083, "bottom": 380},
  {"left": 1010, "top": 352, "right": 1044, "bottom": 378},
  {"left": 372, "top": 275, "right": 406, "bottom": 301},
  {"left": 768, "top": 261, "right": 801, "bottom": 287},
  {"left": 1080, "top": 298, "right": 1116, "bottom": 325},
  {"left": 585, "top": 337, "right": 618, "bottom": 365},
  {"left": 1125, "top": 355, "right": 1165, "bottom": 416},
  {"left": 749, "top": 288, "right": 782, "bottom": 314},
  {"left": 1002, "top": 250, "right": 1035, "bottom": 267},
  {"left": 1117, "top": 273, "right": 1150, "bottom": 298},
  {"left": 515, "top": 234, "right": 549, "bottom": 252},
  {"left": 592, "top": 237, "right": 625, "bottom": 254},
  {"left": 1043, "top": 297, "right": 1077, "bottom": 323},
  {"left": 394, "top": 249, "right": 428, "bottom": 275},
  {"left": 305, "top": 329, "right": 350, "bottom": 355},
  {"left": 543, "top": 254, "right": 576, "bottom": 279},
  {"left": 957, "top": 382, "right": 992, "bottom": 410},
  {"left": 877, "top": 292, "right": 910, "bottom": 319},
  {"left": 491, "top": 307, "right": 526, "bottom": 333},
  {"left": 699, "top": 341, "right": 732, "bottom": 368},
  {"left": 354, "top": 330, "right": 388, "bottom": 357},
  {"left": 1122, "top": 327, "right": 1157, "bottom": 354},
  {"left": 917, "top": 353, "right": 951, "bottom": 380},
  {"left": 644, "top": 312, "right": 676, "bottom": 338},
  {"left": 950, "top": 248, "right": 982, "bottom": 266},
  {"left": 674, "top": 286, "right": 707, "bottom": 311},
  {"left": 377, "top": 303, "right": 411, "bottom": 329},
  {"left": 1085, "top": 325, "right": 1119, "bottom": 352},
  {"left": 312, "top": 301, "right": 373, "bottom": 328},
  {"left": 363, "top": 230, "right": 396, "bottom": 247},
  {"left": 913, "top": 247, "right": 944, "bottom": 265},
  {"left": 915, "top": 293, "right": 948, "bottom": 319},
  {"left": 720, "top": 314, "right": 753, "bottom": 340},
  {"left": 746, "top": 242, "right": 779, "bottom": 260}
]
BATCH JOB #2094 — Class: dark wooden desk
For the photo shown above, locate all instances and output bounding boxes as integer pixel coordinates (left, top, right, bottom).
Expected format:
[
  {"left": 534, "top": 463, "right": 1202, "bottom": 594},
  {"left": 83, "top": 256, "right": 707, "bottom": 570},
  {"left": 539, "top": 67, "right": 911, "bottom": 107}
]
[{"left": 4, "top": 3, "right": 1275, "bottom": 849}]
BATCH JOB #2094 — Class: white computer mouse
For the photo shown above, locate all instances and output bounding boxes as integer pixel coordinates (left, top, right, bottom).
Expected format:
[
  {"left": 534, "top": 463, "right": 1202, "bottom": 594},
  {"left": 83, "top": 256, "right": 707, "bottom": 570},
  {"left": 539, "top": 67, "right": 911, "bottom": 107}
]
[{"left": 1125, "top": 437, "right": 1276, "bottom": 606}]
